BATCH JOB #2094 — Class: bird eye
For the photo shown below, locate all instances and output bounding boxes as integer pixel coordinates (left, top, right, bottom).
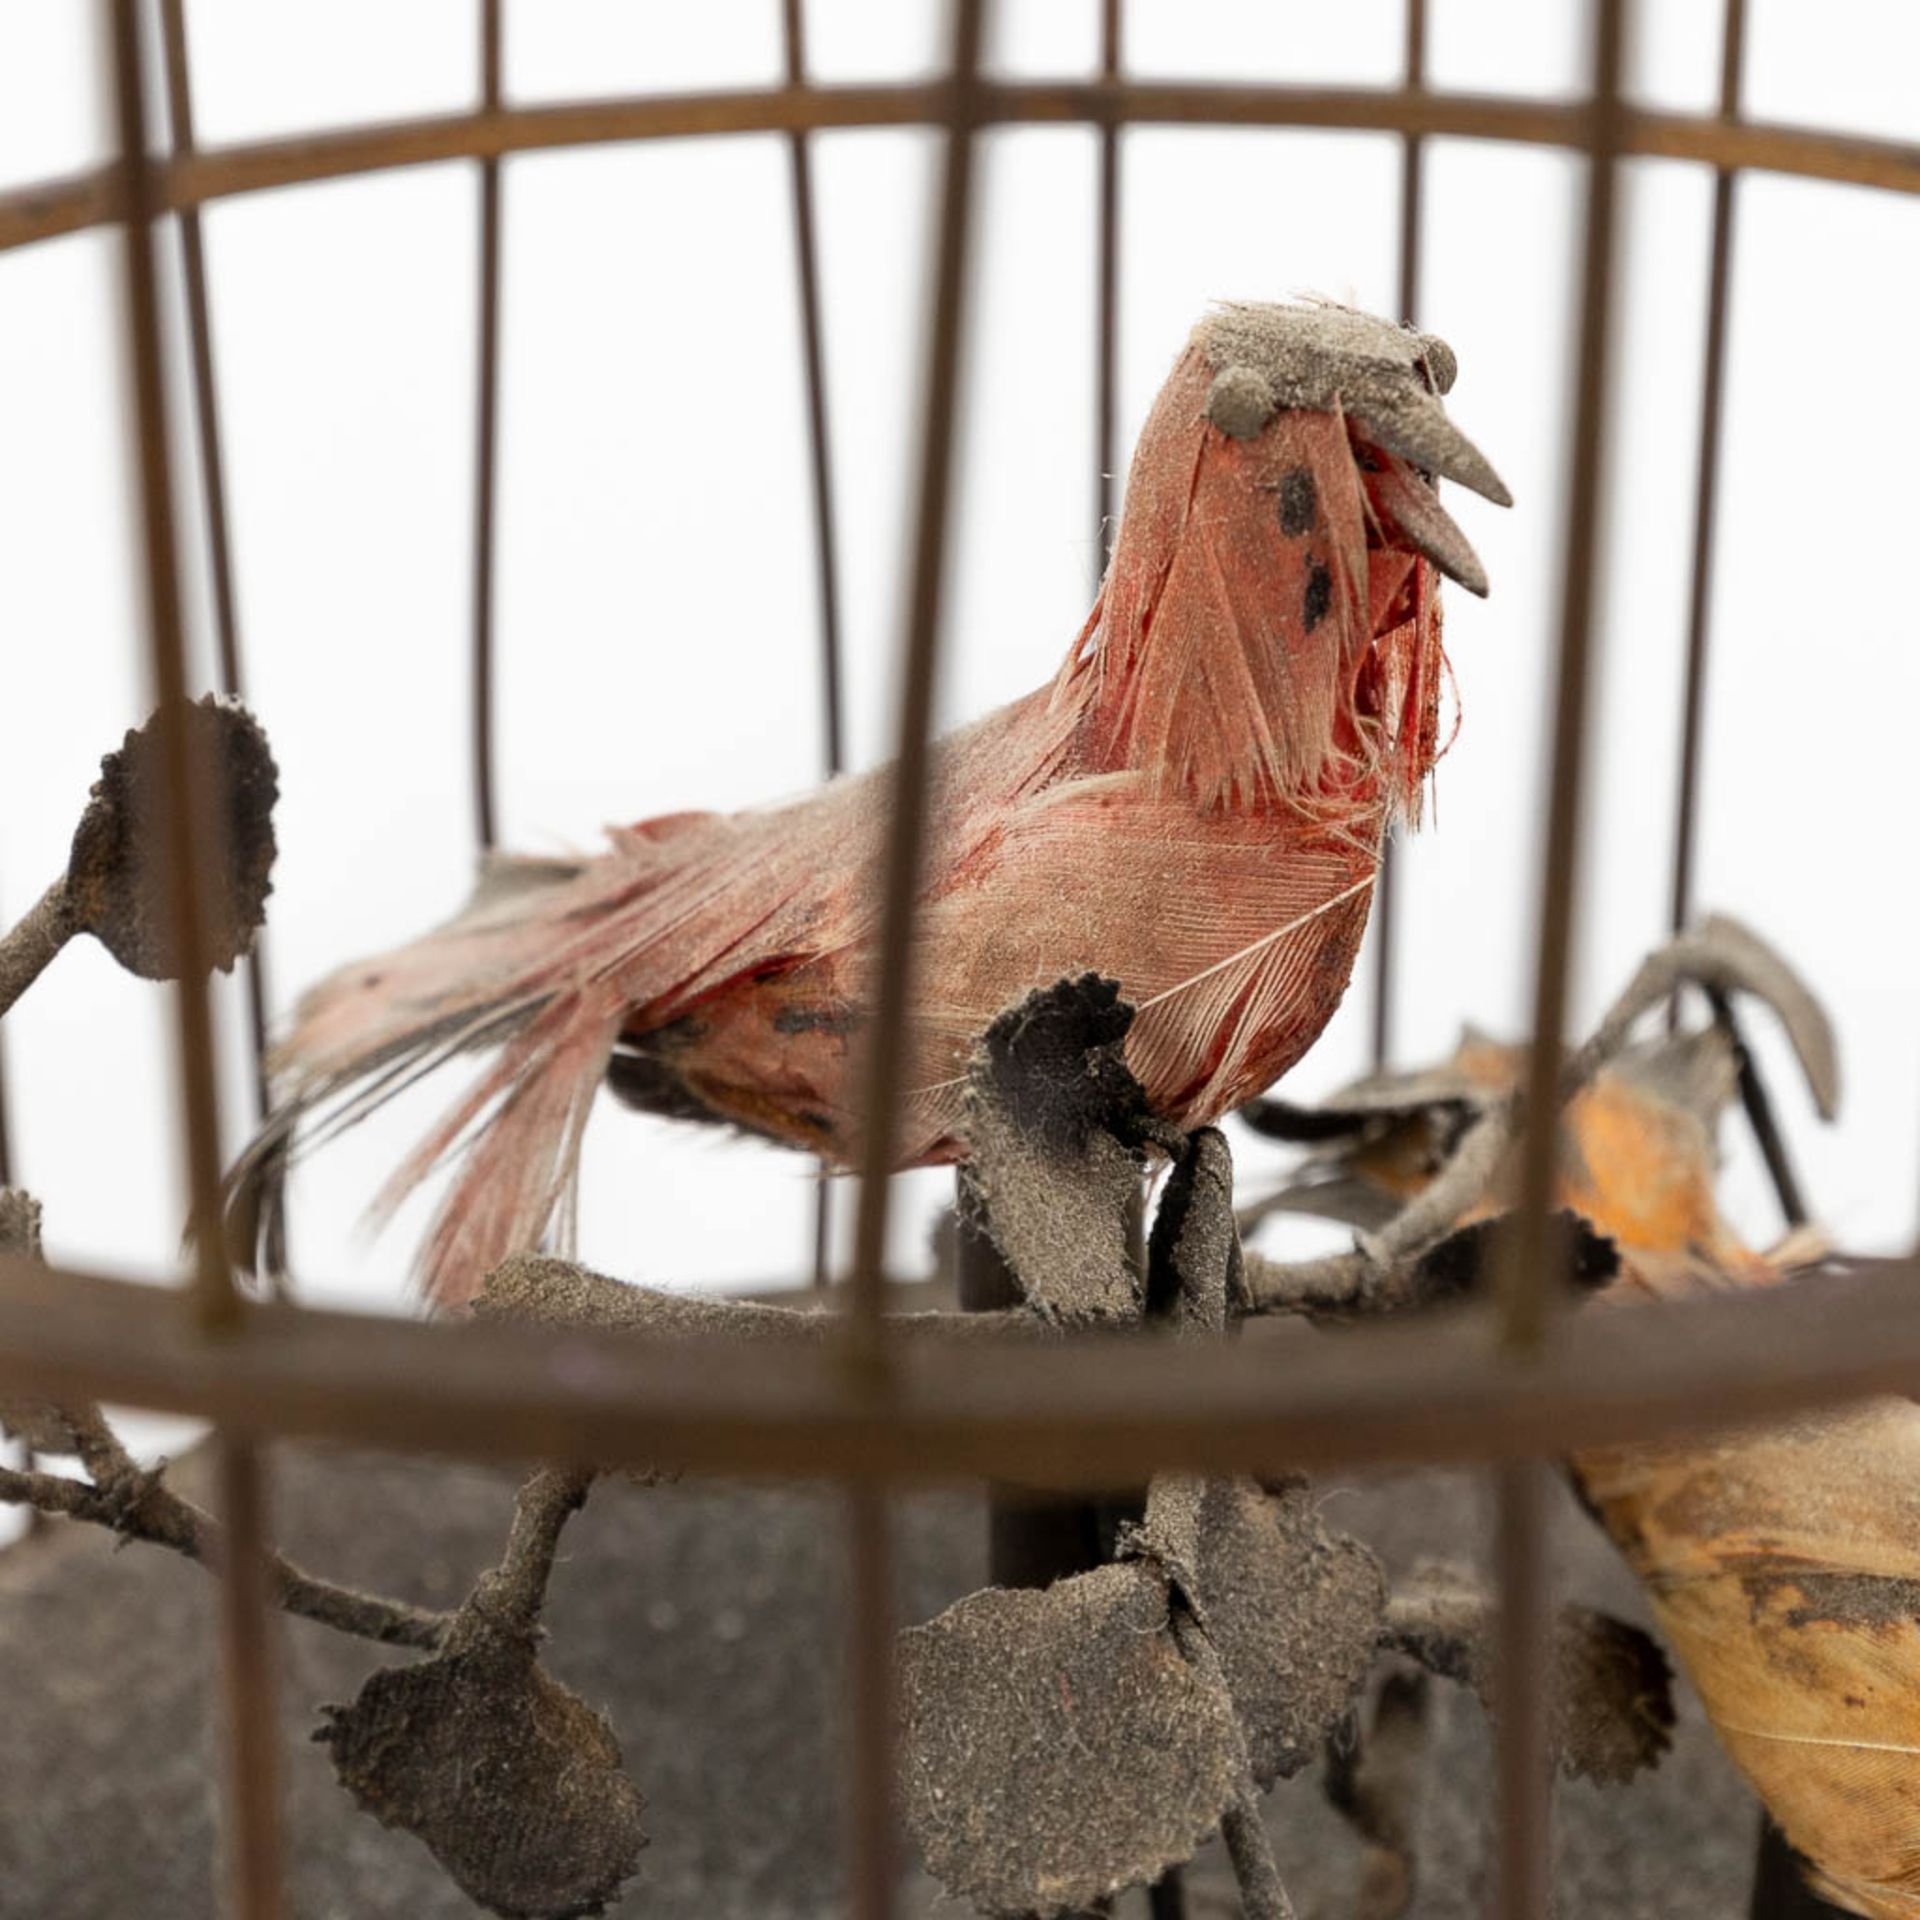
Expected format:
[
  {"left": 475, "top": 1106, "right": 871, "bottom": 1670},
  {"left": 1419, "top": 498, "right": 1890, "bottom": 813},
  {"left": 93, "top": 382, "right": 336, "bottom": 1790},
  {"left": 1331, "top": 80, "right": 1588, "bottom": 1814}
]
[{"left": 1415, "top": 333, "right": 1458, "bottom": 395}]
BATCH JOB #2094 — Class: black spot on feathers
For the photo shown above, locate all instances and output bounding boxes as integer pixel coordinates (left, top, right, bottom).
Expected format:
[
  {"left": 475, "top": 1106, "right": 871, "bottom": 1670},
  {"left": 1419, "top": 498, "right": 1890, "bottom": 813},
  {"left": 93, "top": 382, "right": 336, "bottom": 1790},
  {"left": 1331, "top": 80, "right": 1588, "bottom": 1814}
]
[
  {"left": 648, "top": 1014, "right": 706, "bottom": 1053},
  {"left": 1303, "top": 560, "right": 1333, "bottom": 632},
  {"left": 1276, "top": 467, "right": 1316, "bottom": 536},
  {"left": 772, "top": 1003, "right": 859, "bottom": 1038}
]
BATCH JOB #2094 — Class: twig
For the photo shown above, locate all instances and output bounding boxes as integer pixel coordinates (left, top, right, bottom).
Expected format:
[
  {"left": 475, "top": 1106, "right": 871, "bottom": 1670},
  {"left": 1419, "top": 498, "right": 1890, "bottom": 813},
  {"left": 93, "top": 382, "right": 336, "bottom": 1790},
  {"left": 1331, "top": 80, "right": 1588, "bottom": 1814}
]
[
  {"left": 1563, "top": 915, "right": 1836, "bottom": 1119},
  {"left": 1379, "top": 1573, "right": 1674, "bottom": 1786},
  {"left": 1238, "top": 1100, "right": 1511, "bottom": 1317},
  {"left": 1219, "top": 1784, "right": 1296, "bottom": 1920},
  {"left": 1170, "top": 1612, "right": 1295, "bottom": 1920},
  {"left": 1379, "top": 1580, "right": 1489, "bottom": 1690},
  {"left": 0, "top": 878, "right": 74, "bottom": 1022},
  {"left": 467, "top": 1462, "right": 594, "bottom": 1638},
  {"left": 1137, "top": 1124, "right": 1297, "bottom": 1920},
  {"left": 480, "top": 1250, "right": 1039, "bottom": 1343},
  {"left": 1240, "top": 914, "right": 1834, "bottom": 1321},
  {"left": 0, "top": 1456, "right": 448, "bottom": 1649},
  {"left": 1325, "top": 1671, "right": 1431, "bottom": 1920}
]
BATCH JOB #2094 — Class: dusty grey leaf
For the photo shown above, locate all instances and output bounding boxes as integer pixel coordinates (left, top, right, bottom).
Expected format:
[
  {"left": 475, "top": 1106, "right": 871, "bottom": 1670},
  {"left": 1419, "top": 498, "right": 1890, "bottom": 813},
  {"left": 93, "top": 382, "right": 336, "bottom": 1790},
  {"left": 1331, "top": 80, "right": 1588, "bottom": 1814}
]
[
  {"left": 1697, "top": 913, "right": 1839, "bottom": 1121},
  {"left": 898, "top": 1563, "right": 1240, "bottom": 1916},
  {"left": 1199, "top": 1478, "right": 1386, "bottom": 1785},
  {"left": 962, "top": 975, "right": 1148, "bottom": 1326},
  {"left": 1146, "top": 1128, "right": 1238, "bottom": 1328},
  {"left": 1549, "top": 1603, "right": 1677, "bottom": 1786},
  {"left": 66, "top": 695, "right": 277, "bottom": 981},
  {"left": 317, "top": 1615, "right": 646, "bottom": 1920},
  {"left": 1385, "top": 1569, "right": 1673, "bottom": 1784}
]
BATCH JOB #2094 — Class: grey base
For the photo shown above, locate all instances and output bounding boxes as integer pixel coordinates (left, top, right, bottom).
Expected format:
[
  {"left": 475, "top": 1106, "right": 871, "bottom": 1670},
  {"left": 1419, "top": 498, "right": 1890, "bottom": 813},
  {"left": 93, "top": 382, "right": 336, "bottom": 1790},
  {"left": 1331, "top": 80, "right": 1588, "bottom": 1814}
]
[{"left": 0, "top": 1443, "right": 1768, "bottom": 1918}]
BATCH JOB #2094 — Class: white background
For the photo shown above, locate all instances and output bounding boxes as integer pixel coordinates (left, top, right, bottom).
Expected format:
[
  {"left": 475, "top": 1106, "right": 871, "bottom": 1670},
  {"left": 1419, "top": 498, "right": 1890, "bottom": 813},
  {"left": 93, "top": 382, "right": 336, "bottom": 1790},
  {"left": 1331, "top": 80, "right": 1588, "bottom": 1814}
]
[{"left": 0, "top": 2, "right": 1916, "bottom": 1446}]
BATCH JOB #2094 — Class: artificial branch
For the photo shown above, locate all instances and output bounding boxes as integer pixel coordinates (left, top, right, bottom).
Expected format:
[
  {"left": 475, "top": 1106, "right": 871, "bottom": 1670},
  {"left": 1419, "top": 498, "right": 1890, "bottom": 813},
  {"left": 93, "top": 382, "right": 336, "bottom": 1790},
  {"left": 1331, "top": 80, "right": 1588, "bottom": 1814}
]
[
  {"left": 1, "top": 1240, "right": 1054, "bottom": 1666},
  {"left": 1, "top": 1179, "right": 447, "bottom": 1651},
  {"left": 0, "top": 699, "right": 277, "bottom": 1014},
  {"left": 1141, "top": 1123, "right": 1299, "bottom": 1920},
  {"left": 466, "top": 1462, "right": 595, "bottom": 1639},
  {"left": 1324, "top": 1671, "right": 1431, "bottom": 1920},
  {"left": 1380, "top": 1570, "right": 1674, "bottom": 1786},
  {"left": 0, "top": 880, "right": 74, "bottom": 1023},
  {"left": 0, "top": 1451, "right": 449, "bottom": 1651},
  {"left": 1237, "top": 1099, "right": 1512, "bottom": 1318},
  {"left": 1220, "top": 1784, "right": 1297, "bottom": 1920},
  {"left": 1237, "top": 914, "right": 1836, "bottom": 1322},
  {"left": 1561, "top": 914, "right": 1836, "bottom": 1120},
  {"left": 480, "top": 1249, "right": 1038, "bottom": 1343}
]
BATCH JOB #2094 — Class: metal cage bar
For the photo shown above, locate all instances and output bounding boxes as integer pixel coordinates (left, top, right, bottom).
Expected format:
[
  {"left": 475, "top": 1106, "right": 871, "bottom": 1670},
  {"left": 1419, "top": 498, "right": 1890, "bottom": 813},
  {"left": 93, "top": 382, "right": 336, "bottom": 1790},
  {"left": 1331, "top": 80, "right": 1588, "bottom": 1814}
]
[
  {"left": 12, "top": 1248, "right": 1920, "bottom": 1482},
  {"left": 3, "top": 5, "right": 1917, "bottom": 1916},
  {"left": 1492, "top": 3, "right": 1629, "bottom": 1910},
  {"left": 8, "top": 78, "right": 1920, "bottom": 263},
  {"left": 784, "top": 0, "right": 848, "bottom": 792},
  {"left": 103, "top": 4, "right": 283, "bottom": 1914},
  {"left": 1093, "top": 0, "right": 1122, "bottom": 584},
  {"left": 779, "top": 0, "right": 850, "bottom": 1293},
  {"left": 155, "top": 0, "right": 283, "bottom": 1267},
  {"left": 106, "top": 0, "right": 233, "bottom": 1333},
  {"left": 1368, "top": 0, "right": 1427, "bottom": 1074},
  {"left": 471, "top": 0, "right": 505, "bottom": 854},
  {"left": 1659, "top": 0, "right": 1813, "bottom": 1250},
  {"left": 1668, "top": 0, "right": 1747, "bottom": 945},
  {"left": 842, "top": 6, "right": 988, "bottom": 1913}
]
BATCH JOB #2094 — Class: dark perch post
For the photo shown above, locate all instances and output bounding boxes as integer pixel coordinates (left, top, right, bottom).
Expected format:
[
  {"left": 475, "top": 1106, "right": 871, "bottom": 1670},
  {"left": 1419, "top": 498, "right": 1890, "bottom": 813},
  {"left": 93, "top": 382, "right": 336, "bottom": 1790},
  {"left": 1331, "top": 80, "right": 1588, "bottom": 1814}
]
[
  {"left": 954, "top": 1170, "right": 1182, "bottom": 1914},
  {"left": 952, "top": 1169, "right": 1110, "bottom": 1587}
]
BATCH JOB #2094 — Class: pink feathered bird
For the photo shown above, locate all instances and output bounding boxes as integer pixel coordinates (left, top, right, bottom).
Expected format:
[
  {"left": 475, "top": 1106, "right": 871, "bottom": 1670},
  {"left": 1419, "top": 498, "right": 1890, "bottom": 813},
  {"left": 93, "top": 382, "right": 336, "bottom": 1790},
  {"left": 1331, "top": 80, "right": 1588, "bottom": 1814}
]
[{"left": 232, "top": 301, "right": 1508, "bottom": 1306}]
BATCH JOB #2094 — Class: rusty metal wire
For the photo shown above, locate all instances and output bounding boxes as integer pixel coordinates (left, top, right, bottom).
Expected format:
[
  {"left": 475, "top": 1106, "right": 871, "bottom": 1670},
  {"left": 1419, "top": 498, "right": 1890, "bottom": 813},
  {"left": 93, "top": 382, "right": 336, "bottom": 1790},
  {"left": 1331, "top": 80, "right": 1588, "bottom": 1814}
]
[
  {"left": 7, "top": 78, "right": 1920, "bottom": 261},
  {"left": 155, "top": 0, "right": 286, "bottom": 1285},
  {"left": 1093, "top": 0, "right": 1122, "bottom": 584},
  {"left": 2, "top": 1, "right": 1915, "bottom": 1913},
  {"left": 779, "top": 0, "right": 849, "bottom": 1294},
  {"left": 842, "top": 6, "right": 987, "bottom": 1906},
  {"left": 1668, "top": 0, "right": 1747, "bottom": 946},
  {"left": 472, "top": 0, "right": 504, "bottom": 854},
  {"left": 103, "top": 2, "right": 280, "bottom": 1909},
  {"left": 1491, "top": 0, "right": 1628, "bottom": 1890},
  {"left": 1367, "top": 0, "right": 1426, "bottom": 1075}
]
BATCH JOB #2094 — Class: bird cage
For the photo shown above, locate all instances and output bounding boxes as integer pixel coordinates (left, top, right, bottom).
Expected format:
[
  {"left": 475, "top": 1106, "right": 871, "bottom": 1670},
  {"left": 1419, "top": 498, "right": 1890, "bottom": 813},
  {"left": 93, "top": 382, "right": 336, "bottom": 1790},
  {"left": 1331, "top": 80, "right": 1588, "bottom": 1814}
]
[{"left": 2, "top": 2, "right": 1918, "bottom": 1916}]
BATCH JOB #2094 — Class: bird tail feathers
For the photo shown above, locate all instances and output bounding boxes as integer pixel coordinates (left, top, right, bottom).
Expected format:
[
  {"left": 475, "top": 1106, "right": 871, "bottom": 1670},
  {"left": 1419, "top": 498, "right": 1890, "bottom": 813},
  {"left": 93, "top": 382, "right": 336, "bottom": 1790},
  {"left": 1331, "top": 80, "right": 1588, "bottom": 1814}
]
[{"left": 224, "top": 851, "right": 639, "bottom": 1307}]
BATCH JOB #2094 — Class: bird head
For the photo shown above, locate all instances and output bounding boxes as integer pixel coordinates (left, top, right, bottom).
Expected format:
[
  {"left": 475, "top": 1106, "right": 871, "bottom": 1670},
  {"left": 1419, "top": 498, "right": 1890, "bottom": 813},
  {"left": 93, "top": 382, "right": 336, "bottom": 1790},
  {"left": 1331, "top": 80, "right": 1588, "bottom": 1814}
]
[
  {"left": 1196, "top": 299, "right": 1510, "bottom": 596},
  {"left": 1079, "top": 299, "right": 1511, "bottom": 820}
]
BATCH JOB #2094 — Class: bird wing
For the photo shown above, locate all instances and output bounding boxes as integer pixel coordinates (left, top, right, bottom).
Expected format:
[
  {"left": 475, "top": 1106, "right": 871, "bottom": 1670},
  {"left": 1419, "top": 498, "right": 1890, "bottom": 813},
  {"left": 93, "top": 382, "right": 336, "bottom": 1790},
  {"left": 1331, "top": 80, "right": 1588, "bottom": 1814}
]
[
  {"left": 230, "top": 690, "right": 1074, "bottom": 1303},
  {"left": 901, "top": 771, "right": 1383, "bottom": 1146}
]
